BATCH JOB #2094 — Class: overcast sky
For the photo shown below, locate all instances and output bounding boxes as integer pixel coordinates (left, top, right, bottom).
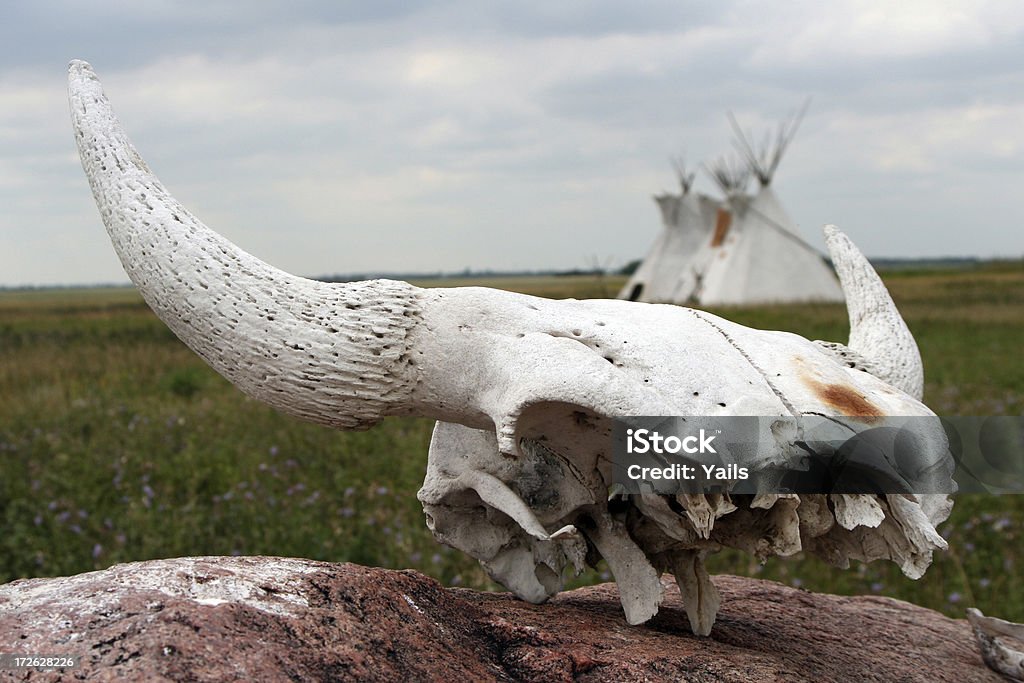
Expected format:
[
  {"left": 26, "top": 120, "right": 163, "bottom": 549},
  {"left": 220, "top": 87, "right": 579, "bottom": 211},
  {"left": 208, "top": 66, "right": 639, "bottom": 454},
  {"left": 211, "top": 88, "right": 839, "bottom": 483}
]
[{"left": 1, "top": 1, "right": 1022, "bottom": 287}]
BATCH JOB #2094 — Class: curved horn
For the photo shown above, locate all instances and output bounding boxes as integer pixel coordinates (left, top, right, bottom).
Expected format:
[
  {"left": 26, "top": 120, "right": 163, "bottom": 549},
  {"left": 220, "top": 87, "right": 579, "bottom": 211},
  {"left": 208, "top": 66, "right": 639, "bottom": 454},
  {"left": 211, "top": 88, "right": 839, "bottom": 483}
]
[
  {"left": 68, "top": 60, "right": 423, "bottom": 430},
  {"left": 824, "top": 225, "right": 924, "bottom": 399}
]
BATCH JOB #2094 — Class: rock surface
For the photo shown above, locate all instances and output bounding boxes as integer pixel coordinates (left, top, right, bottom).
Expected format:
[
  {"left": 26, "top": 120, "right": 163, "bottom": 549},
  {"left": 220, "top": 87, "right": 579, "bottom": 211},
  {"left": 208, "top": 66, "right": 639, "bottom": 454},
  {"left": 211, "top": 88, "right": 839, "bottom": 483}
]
[{"left": 0, "top": 557, "right": 998, "bottom": 682}]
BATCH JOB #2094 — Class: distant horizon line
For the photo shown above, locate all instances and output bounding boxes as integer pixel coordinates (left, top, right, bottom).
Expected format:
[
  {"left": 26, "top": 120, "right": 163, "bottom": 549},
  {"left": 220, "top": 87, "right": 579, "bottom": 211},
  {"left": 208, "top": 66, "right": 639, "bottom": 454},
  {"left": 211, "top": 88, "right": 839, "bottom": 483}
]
[{"left": 1, "top": 255, "right": 1018, "bottom": 292}]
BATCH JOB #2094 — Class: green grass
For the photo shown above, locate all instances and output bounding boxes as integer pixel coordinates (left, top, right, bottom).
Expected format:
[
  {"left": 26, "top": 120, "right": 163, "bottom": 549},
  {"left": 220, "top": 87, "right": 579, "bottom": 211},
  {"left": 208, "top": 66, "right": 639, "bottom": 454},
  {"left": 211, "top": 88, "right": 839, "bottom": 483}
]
[{"left": 1, "top": 263, "right": 1022, "bottom": 623}]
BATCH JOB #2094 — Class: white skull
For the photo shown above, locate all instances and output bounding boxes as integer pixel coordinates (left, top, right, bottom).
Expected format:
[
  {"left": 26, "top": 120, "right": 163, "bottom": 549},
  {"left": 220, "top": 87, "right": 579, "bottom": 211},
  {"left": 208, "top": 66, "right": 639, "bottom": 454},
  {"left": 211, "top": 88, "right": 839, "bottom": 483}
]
[{"left": 68, "top": 60, "right": 952, "bottom": 635}]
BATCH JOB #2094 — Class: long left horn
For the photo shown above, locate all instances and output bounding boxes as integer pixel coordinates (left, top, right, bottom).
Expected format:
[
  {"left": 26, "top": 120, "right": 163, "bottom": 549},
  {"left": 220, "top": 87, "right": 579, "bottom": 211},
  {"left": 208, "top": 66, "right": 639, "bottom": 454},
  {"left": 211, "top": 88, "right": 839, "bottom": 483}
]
[
  {"left": 824, "top": 225, "right": 924, "bottom": 399},
  {"left": 68, "top": 60, "right": 423, "bottom": 430}
]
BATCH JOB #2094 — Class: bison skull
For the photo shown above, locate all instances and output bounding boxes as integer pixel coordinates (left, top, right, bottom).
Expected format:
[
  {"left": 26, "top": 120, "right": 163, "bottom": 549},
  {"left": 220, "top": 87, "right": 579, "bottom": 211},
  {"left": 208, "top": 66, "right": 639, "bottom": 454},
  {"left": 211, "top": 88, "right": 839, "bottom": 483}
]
[{"left": 69, "top": 60, "right": 951, "bottom": 635}]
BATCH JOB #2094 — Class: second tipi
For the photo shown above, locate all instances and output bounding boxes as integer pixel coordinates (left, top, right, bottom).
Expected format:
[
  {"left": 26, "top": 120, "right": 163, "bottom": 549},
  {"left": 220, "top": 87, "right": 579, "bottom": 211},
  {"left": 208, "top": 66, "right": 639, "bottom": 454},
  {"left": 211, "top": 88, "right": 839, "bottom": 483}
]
[{"left": 620, "top": 109, "right": 844, "bottom": 306}]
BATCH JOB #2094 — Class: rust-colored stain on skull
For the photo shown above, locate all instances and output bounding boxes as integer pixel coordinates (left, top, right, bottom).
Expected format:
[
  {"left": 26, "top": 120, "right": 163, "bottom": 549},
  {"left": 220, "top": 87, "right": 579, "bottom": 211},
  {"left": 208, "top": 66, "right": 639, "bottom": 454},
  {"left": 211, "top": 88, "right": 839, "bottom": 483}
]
[{"left": 805, "top": 378, "right": 883, "bottom": 422}]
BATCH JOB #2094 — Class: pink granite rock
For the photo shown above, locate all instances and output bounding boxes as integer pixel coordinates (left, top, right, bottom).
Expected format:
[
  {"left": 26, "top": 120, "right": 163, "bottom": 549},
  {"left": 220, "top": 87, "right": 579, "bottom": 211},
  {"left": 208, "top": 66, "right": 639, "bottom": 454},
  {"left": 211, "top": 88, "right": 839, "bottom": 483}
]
[{"left": 0, "top": 557, "right": 998, "bottom": 682}]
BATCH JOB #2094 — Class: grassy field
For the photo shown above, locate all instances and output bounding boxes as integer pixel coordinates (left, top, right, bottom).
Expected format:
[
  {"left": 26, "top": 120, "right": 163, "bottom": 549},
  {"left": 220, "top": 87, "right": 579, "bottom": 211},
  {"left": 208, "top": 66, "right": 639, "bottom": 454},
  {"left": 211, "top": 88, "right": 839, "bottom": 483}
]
[{"left": 1, "top": 264, "right": 1022, "bottom": 623}]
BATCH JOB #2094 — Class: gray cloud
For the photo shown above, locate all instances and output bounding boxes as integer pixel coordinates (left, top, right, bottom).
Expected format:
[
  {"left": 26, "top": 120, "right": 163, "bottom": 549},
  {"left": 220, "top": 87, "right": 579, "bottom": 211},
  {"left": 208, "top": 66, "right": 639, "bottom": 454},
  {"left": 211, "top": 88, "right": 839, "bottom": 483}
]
[{"left": 1, "top": 1, "right": 1022, "bottom": 287}]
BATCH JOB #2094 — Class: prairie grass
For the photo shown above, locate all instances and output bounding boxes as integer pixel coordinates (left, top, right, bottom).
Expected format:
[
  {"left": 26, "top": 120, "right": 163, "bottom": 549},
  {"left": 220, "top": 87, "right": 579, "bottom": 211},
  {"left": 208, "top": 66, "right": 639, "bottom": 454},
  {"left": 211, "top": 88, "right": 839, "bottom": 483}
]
[{"left": 1, "top": 262, "right": 1021, "bottom": 622}]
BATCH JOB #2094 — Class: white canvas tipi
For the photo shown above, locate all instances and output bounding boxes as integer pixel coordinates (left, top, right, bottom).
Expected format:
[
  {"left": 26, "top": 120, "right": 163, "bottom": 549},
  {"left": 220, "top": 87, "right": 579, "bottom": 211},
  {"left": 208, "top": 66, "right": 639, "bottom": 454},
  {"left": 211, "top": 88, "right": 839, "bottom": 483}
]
[
  {"left": 619, "top": 163, "right": 718, "bottom": 303},
  {"left": 620, "top": 108, "right": 844, "bottom": 306}
]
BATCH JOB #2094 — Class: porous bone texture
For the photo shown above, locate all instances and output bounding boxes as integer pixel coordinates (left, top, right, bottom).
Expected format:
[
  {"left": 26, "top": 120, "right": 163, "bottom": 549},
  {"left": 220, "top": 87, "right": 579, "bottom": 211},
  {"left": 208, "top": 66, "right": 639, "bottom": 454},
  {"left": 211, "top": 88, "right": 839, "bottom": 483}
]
[
  {"left": 69, "top": 61, "right": 421, "bottom": 430},
  {"left": 969, "top": 608, "right": 1024, "bottom": 682},
  {"left": 825, "top": 225, "right": 924, "bottom": 400}
]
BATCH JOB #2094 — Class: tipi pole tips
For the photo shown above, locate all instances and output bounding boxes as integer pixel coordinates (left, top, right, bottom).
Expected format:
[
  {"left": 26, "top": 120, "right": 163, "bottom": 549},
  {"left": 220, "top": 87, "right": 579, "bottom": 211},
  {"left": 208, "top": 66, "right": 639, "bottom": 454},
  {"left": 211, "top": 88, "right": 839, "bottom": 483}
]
[
  {"left": 728, "top": 102, "right": 809, "bottom": 186},
  {"left": 670, "top": 156, "right": 696, "bottom": 194}
]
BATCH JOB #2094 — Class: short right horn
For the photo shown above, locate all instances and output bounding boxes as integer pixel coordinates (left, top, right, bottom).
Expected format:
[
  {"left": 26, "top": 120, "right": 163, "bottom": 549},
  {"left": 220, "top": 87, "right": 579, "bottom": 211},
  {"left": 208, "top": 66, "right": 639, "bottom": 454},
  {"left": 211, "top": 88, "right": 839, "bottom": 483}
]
[{"left": 824, "top": 225, "right": 924, "bottom": 400}]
